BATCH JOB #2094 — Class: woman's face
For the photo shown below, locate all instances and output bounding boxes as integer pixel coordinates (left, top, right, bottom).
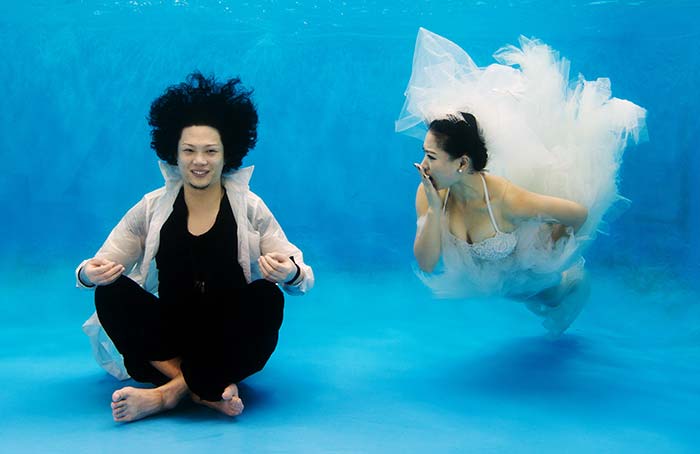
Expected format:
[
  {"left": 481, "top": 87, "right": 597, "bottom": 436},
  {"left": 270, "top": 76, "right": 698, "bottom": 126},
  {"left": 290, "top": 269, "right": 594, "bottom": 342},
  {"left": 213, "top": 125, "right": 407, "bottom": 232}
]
[
  {"left": 177, "top": 125, "right": 225, "bottom": 191},
  {"left": 421, "top": 130, "right": 463, "bottom": 189}
]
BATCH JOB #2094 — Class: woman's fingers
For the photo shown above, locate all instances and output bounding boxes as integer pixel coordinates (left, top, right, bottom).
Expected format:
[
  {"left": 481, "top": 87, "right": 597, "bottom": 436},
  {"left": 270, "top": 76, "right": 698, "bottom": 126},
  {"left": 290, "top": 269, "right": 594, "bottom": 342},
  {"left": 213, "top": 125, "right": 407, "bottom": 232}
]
[
  {"left": 414, "top": 163, "right": 429, "bottom": 180},
  {"left": 422, "top": 174, "right": 438, "bottom": 196},
  {"left": 414, "top": 163, "right": 437, "bottom": 191}
]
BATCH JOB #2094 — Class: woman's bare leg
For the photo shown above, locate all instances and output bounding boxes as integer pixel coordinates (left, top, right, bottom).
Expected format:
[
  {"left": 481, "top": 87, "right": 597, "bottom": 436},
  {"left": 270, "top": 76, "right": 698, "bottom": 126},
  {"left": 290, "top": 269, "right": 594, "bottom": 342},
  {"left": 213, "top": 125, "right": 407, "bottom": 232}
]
[{"left": 523, "top": 261, "right": 590, "bottom": 337}]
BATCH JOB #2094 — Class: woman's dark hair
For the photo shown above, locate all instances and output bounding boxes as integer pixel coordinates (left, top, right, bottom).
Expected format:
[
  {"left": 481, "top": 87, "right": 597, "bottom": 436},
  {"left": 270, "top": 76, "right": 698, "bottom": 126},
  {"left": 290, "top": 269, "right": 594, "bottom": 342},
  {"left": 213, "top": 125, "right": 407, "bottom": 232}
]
[
  {"left": 428, "top": 112, "right": 488, "bottom": 172},
  {"left": 148, "top": 72, "right": 258, "bottom": 172}
]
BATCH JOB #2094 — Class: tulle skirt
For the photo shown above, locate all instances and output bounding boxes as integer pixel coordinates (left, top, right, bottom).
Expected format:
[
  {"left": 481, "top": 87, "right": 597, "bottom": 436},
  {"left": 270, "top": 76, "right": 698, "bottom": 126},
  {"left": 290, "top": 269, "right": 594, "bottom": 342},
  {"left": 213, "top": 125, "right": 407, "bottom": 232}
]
[{"left": 399, "top": 28, "right": 646, "bottom": 298}]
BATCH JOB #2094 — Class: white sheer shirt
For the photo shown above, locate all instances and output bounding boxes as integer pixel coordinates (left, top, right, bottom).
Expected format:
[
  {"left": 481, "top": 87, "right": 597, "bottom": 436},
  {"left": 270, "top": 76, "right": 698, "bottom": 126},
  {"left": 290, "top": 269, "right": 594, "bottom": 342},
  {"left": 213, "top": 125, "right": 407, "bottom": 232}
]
[{"left": 76, "top": 161, "right": 314, "bottom": 379}]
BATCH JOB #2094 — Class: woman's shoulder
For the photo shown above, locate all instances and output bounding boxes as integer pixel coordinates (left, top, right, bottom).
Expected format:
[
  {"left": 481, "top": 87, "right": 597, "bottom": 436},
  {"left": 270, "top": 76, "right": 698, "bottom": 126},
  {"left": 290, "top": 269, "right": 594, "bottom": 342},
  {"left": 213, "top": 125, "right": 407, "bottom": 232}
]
[
  {"left": 484, "top": 173, "right": 531, "bottom": 223},
  {"left": 485, "top": 173, "right": 533, "bottom": 201},
  {"left": 482, "top": 173, "right": 512, "bottom": 197}
]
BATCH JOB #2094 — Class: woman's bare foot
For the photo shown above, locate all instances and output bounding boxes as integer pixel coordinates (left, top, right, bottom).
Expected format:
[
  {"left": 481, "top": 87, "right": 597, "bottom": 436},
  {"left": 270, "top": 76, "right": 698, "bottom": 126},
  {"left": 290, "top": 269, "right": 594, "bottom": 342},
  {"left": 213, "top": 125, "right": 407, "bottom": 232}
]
[
  {"left": 193, "top": 383, "right": 244, "bottom": 417},
  {"left": 111, "top": 387, "right": 166, "bottom": 422},
  {"left": 543, "top": 273, "right": 590, "bottom": 337},
  {"left": 523, "top": 260, "right": 590, "bottom": 337}
]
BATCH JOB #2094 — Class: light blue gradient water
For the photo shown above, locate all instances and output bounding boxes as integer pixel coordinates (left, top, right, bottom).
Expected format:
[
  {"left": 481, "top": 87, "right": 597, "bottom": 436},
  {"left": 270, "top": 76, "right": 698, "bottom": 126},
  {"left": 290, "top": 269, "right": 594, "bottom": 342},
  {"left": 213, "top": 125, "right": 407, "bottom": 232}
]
[{"left": 1, "top": 1, "right": 698, "bottom": 452}]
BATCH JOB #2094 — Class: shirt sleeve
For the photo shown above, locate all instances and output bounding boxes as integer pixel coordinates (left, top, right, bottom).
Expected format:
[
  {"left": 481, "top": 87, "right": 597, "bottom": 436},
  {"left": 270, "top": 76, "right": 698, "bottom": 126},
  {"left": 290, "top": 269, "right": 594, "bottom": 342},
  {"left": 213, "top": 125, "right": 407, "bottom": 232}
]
[
  {"left": 251, "top": 195, "right": 315, "bottom": 296},
  {"left": 75, "top": 197, "right": 149, "bottom": 289}
]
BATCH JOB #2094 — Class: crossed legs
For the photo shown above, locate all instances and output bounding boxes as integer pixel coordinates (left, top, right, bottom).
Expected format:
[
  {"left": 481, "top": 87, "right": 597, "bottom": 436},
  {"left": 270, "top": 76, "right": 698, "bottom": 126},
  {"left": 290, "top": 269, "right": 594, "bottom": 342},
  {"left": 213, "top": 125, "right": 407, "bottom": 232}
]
[
  {"left": 109, "top": 358, "right": 244, "bottom": 422},
  {"left": 96, "top": 276, "right": 284, "bottom": 422}
]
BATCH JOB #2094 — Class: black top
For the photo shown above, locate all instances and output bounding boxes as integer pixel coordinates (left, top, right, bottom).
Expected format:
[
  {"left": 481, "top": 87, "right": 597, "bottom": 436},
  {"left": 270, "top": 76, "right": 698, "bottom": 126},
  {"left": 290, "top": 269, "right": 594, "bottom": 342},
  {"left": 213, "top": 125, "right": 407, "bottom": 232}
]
[{"left": 156, "top": 187, "right": 248, "bottom": 303}]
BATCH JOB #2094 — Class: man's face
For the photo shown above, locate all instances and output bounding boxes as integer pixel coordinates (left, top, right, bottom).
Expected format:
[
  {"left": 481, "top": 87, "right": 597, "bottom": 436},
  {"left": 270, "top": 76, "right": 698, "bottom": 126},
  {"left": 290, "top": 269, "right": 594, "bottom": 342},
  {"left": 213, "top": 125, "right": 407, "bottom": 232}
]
[{"left": 177, "top": 125, "right": 225, "bottom": 191}]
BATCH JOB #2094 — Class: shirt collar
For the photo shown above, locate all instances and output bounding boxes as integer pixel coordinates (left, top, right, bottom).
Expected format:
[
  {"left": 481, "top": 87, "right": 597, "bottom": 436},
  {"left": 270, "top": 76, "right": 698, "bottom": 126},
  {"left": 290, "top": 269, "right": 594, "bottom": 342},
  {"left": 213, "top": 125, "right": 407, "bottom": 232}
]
[{"left": 158, "top": 161, "right": 254, "bottom": 192}]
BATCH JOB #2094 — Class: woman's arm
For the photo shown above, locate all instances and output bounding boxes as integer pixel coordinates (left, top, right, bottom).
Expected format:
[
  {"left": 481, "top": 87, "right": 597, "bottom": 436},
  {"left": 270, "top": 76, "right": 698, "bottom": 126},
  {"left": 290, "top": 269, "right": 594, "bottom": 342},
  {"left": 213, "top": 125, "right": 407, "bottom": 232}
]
[
  {"left": 504, "top": 183, "right": 588, "bottom": 232},
  {"left": 413, "top": 163, "right": 446, "bottom": 273}
]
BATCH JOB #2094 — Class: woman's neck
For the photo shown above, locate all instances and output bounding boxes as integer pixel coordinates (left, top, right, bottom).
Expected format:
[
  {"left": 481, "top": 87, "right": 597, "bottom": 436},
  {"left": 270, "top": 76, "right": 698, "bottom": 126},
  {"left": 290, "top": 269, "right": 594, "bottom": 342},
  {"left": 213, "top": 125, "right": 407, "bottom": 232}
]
[{"left": 450, "top": 172, "right": 484, "bottom": 203}]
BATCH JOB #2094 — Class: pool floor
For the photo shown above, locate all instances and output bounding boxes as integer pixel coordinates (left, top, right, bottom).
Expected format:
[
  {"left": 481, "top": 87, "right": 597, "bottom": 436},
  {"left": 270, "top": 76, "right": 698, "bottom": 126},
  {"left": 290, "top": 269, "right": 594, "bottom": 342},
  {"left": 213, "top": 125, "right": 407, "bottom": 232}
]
[{"left": 1, "top": 264, "right": 698, "bottom": 453}]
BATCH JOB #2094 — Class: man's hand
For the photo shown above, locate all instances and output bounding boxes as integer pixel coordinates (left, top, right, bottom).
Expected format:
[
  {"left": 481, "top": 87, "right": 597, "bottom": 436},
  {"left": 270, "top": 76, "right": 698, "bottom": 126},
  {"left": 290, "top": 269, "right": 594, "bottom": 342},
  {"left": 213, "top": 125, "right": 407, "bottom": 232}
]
[
  {"left": 81, "top": 258, "right": 125, "bottom": 286},
  {"left": 257, "top": 252, "right": 297, "bottom": 284}
]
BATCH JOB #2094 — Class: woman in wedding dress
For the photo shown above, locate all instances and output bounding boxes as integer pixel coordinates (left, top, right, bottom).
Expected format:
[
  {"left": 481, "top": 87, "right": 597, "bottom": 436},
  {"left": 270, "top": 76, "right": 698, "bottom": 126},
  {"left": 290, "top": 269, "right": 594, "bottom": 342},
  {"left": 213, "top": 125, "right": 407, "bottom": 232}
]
[{"left": 397, "top": 29, "right": 646, "bottom": 336}]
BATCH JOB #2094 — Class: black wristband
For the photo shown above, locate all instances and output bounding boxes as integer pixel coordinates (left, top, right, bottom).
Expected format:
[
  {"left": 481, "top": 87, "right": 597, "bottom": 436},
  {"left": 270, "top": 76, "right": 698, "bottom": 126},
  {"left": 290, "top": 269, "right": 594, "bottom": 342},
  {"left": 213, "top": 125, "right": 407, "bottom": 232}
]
[
  {"left": 78, "top": 265, "right": 96, "bottom": 288},
  {"left": 284, "top": 256, "right": 302, "bottom": 286}
]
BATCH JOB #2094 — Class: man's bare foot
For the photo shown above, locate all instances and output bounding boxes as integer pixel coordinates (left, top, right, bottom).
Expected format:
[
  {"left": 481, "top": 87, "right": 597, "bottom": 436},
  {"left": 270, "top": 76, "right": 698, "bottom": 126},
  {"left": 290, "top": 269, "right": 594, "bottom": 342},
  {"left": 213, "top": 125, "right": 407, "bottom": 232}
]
[
  {"left": 111, "top": 386, "right": 167, "bottom": 422},
  {"left": 193, "top": 383, "right": 244, "bottom": 417}
]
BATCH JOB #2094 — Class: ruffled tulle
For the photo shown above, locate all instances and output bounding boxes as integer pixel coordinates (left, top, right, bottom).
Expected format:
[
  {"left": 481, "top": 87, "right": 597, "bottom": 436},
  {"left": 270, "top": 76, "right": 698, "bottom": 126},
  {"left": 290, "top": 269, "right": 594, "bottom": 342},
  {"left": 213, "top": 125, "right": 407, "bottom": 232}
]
[{"left": 399, "top": 28, "right": 646, "bottom": 299}]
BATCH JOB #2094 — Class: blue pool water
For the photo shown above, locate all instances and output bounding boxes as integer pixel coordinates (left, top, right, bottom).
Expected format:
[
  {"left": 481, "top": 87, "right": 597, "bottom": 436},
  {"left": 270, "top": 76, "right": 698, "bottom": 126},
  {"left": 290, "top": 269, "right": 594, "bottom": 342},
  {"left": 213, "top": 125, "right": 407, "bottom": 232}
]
[{"left": 1, "top": 1, "right": 698, "bottom": 452}]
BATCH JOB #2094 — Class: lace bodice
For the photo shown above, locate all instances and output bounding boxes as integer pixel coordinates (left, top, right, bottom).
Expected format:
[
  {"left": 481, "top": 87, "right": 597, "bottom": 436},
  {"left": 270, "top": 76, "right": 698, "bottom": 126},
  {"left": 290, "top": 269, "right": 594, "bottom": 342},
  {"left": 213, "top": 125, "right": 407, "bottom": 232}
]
[{"left": 443, "top": 173, "right": 517, "bottom": 261}]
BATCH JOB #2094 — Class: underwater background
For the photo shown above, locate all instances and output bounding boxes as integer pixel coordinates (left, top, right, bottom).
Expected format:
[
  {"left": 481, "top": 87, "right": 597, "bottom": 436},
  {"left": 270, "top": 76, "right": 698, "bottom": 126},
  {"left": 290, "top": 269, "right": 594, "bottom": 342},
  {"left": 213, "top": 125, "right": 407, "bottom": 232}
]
[{"left": 1, "top": 1, "right": 698, "bottom": 452}]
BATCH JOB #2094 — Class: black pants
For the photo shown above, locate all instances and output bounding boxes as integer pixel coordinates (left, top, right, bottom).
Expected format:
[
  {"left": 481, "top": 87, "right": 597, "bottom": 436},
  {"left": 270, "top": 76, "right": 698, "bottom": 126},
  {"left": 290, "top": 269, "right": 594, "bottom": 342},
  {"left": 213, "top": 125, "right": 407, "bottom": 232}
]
[{"left": 95, "top": 275, "right": 284, "bottom": 401}]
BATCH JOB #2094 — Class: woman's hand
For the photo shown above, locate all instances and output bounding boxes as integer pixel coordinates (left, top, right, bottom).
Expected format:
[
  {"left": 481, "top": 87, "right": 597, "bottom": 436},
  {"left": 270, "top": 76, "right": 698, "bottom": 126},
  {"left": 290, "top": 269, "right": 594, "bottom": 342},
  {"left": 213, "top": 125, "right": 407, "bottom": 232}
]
[
  {"left": 81, "top": 258, "right": 125, "bottom": 286},
  {"left": 258, "top": 252, "right": 297, "bottom": 284},
  {"left": 413, "top": 163, "right": 444, "bottom": 273},
  {"left": 414, "top": 163, "right": 442, "bottom": 211}
]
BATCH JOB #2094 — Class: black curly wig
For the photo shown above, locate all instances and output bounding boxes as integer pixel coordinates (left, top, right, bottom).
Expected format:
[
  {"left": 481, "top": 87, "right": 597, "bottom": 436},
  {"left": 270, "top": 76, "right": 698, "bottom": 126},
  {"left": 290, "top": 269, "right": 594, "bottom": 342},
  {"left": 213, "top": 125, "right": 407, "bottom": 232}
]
[
  {"left": 429, "top": 112, "right": 488, "bottom": 172},
  {"left": 148, "top": 72, "right": 258, "bottom": 172}
]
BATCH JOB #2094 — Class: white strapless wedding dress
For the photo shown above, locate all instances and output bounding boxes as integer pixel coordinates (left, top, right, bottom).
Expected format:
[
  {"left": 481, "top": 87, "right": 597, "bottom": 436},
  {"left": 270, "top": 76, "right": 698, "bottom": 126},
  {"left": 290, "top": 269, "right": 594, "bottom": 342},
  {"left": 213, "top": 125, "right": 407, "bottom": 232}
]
[{"left": 398, "top": 28, "right": 646, "bottom": 300}]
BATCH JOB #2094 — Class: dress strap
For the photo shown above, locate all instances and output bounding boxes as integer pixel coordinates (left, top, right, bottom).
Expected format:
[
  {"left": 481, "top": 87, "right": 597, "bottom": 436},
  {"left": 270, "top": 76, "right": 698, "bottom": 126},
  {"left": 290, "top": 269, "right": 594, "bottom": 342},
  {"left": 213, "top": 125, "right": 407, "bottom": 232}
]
[
  {"left": 442, "top": 188, "right": 450, "bottom": 213},
  {"left": 479, "top": 173, "right": 503, "bottom": 234}
]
